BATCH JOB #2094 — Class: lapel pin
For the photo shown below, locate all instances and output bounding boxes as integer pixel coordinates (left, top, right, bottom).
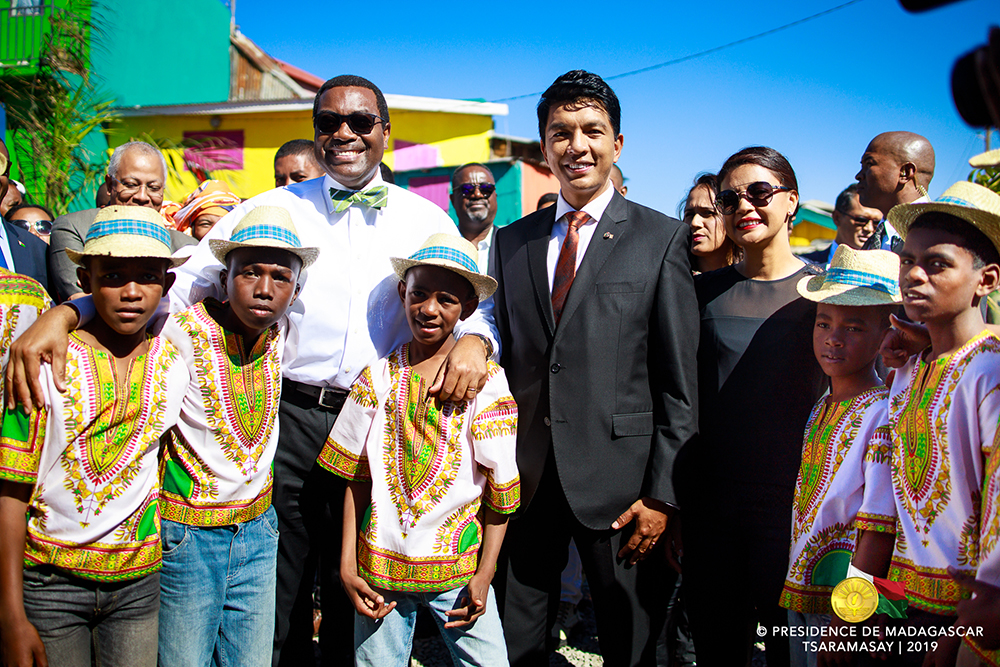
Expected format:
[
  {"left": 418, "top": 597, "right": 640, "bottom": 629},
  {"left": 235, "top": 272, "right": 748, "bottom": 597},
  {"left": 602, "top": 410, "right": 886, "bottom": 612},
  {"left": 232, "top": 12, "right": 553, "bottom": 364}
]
[{"left": 603, "top": 232, "right": 613, "bottom": 239}]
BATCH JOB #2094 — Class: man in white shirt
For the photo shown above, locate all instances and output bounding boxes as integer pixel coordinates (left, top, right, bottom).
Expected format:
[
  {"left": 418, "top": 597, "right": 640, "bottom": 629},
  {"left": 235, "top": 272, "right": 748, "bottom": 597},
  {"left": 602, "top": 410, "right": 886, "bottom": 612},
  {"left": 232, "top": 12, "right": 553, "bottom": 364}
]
[
  {"left": 857, "top": 131, "right": 935, "bottom": 252},
  {"left": 451, "top": 162, "right": 498, "bottom": 273},
  {"left": 6, "top": 75, "right": 498, "bottom": 667}
]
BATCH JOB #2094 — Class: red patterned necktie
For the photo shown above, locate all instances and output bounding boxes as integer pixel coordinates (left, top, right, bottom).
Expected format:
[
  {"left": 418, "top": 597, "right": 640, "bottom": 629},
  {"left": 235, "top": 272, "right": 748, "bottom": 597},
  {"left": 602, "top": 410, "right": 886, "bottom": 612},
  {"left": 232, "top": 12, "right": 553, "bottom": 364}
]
[{"left": 551, "top": 210, "right": 589, "bottom": 325}]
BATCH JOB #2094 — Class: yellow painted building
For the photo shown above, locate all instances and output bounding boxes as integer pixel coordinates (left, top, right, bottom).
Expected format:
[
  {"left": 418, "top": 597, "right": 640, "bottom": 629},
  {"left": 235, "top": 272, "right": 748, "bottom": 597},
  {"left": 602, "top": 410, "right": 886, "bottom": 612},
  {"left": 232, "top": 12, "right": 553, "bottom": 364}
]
[{"left": 112, "top": 95, "right": 508, "bottom": 201}]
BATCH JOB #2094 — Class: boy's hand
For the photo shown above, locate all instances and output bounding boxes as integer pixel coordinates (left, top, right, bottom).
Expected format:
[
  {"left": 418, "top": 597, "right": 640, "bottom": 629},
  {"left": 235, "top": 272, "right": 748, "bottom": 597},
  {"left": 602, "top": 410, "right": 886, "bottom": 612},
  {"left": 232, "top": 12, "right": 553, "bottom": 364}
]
[
  {"left": 612, "top": 497, "right": 671, "bottom": 565},
  {"left": 429, "top": 335, "right": 487, "bottom": 403},
  {"left": 951, "top": 567, "right": 1000, "bottom": 649},
  {"left": 444, "top": 572, "right": 491, "bottom": 628},
  {"left": 0, "top": 616, "right": 48, "bottom": 667},
  {"left": 5, "top": 304, "right": 78, "bottom": 410},
  {"left": 921, "top": 633, "right": 961, "bottom": 667},
  {"left": 816, "top": 616, "right": 854, "bottom": 667},
  {"left": 879, "top": 314, "right": 929, "bottom": 369},
  {"left": 341, "top": 571, "right": 395, "bottom": 621}
]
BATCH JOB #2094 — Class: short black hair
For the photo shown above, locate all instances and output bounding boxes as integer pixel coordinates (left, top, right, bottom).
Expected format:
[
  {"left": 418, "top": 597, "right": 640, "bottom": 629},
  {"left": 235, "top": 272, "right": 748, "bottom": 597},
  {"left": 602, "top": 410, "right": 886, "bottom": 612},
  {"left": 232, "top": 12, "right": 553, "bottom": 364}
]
[
  {"left": 312, "top": 75, "right": 390, "bottom": 125},
  {"left": 537, "top": 193, "right": 558, "bottom": 209},
  {"left": 537, "top": 70, "right": 621, "bottom": 141},
  {"left": 275, "top": 139, "right": 315, "bottom": 162},
  {"left": 909, "top": 211, "right": 1000, "bottom": 269},
  {"left": 380, "top": 162, "right": 395, "bottom": 185},
  {"left": 834, "top": 183, "right": 860, "bottom": 215},
  {"left": 6, "top": 202, "right": 54, "bottom": 220},
  {"left": 450, "top": 163, "right": 493, "bottom": 190}
]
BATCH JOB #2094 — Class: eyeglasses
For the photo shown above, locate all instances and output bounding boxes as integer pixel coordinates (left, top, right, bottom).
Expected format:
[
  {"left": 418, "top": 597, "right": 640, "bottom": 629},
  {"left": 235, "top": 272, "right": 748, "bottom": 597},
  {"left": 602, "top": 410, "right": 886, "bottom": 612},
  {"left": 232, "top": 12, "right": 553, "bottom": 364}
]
[
  {"left": 9, "top": 219, "right": 52, "bottom": 235},
  {"left": 314, "top": 111, "right": 387, "bottom": 136},
  {"left": 846, "top": 215, "right": 879, "bottom": 226},
  {"left": 457, "top": 183, "right": 496, "bottom": 198},
  {"left": 716, "top": 182, "right": 793, "bottom": 215},
  {"left": 110, "top": 176, "right": 165, "bottom": 203}
]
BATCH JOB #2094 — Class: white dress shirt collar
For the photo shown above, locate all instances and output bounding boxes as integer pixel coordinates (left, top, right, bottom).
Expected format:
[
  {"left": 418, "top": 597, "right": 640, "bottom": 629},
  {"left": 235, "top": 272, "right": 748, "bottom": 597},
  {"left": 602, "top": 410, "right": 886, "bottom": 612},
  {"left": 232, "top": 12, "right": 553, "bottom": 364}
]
[
  {"left": 554, "top": 183, "right": 616, "bottom": 226},
  {"left": 321, "top": 171, "right": 387, "bottom": 216}
]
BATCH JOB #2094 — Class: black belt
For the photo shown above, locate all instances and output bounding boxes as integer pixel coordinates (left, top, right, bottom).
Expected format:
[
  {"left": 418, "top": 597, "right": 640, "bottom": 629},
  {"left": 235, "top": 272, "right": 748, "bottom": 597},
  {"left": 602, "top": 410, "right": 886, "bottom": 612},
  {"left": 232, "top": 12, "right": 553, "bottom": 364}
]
[{"left": 282, "top": 379, "right": 349, "bottom": 413}]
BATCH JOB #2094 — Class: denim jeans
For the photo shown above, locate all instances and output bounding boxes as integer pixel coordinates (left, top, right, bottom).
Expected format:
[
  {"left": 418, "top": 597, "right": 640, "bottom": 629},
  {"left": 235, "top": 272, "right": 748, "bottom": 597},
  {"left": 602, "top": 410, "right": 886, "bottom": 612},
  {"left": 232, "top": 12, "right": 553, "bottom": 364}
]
[
  {"left": 158, "top": 506, "right": 279, "bottom": 667},
  {"left": 354, "top": 584, "right": 508, "bottom": 667},
  {"left": 788, "top": 610, "right": 832, "bottom": 667},
  {"left": 22, "top": 566, "right": 160, "bottom": 667}
]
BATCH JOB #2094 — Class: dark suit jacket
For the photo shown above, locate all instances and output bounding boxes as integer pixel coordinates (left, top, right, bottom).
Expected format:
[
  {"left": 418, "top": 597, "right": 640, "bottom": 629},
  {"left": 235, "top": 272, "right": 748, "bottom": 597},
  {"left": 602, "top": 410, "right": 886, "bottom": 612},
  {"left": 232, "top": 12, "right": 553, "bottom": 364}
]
[
  {"left": 49, "top": 208, "right": 197, "bottom": 302},
  {"left": 801, "top": 245, "right": 832, "bottom": 266},
  {"left": 1, "top": 219, "right": 50, "bottom": 294},
  {"left": 492, "top": 191, "right": 699, "bottom": 529}
]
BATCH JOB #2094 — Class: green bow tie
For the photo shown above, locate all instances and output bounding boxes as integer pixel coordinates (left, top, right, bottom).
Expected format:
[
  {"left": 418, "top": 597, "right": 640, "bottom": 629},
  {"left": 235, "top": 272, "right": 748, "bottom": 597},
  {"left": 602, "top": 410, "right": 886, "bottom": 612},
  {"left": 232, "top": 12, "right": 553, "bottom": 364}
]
[{"left": 329, "top": 185, "right": 388, "bottom": 213}]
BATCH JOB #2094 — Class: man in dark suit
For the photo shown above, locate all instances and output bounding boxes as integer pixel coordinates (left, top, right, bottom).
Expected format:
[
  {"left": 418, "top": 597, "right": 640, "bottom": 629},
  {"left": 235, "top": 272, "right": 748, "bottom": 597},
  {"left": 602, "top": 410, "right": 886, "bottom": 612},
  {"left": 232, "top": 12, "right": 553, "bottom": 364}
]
[
  {"left": 492, "top": 70, "right": 699, "bottom": 667},
  {"left": 0, "top": 140, "right": 49, "bottom": 292},
  {"left": 49, "top": 140, "right": 197, "bottom": 302}
]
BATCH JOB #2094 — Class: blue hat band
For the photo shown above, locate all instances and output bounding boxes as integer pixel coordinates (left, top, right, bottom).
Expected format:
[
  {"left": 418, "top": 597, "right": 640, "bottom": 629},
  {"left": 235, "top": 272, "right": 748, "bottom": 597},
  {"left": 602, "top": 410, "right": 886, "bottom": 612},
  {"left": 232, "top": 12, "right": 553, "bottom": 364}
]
[
  {"left": 936, "top": 195, "right": 975, "bottom": 208},
  {"left": 409, "top": 245, "right": 478, "bottom": 273},
  {"left": 230, "top": 224, "right": 301, "bottom": 248},
  {"left": 85, "top": 217, "right": 170, "bottom": 247},
  {"left": 825, "top": 267, "right": 898, "bottom": 295}
]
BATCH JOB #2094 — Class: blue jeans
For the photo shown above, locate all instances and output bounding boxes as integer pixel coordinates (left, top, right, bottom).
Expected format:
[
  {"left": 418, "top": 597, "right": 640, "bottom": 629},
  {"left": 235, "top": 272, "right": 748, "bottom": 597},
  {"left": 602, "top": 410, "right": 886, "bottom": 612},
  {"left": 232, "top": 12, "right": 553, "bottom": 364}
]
[
  {"left": 788, "top": 609, "right": 832, "bottom": 667},
  {"left": 354, "top": 584, "right": 508, "bottom": 667},
  {"left": 158, "top": 506, "right": 279, "bottom": 667},
  {"left": 22, "top": 566, "right": 160, "bottom": 667}
]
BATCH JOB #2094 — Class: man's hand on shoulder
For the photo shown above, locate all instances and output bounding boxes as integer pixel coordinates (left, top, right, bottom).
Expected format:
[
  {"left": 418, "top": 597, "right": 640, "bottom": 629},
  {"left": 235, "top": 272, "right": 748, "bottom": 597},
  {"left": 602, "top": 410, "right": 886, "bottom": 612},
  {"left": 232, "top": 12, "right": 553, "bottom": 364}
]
[
  {"left": 612, "top": 497, "right": 673, "bottom": 565},
  {"left": 428, "top": 335, "right": 488, "bottom": 403},
  {"left": 5, "top": 304, "right": 79, "bottom": 410}
]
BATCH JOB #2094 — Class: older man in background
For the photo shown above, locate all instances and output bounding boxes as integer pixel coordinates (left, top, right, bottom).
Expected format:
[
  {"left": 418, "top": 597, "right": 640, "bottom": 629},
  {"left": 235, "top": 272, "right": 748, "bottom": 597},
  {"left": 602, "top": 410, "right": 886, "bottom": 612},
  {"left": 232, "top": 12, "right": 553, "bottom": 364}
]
[
  {"left": 48, "top": 140, "right": 197, "bottom": 301},
  {"left": 802, "top": 183, "right": 882, "bottom": 265},
  {"left": 451, "top": 162, "right": 499, "bottom": 271},
  {"left": 857, "top": 131, "right": 935, "bottom": 252}
]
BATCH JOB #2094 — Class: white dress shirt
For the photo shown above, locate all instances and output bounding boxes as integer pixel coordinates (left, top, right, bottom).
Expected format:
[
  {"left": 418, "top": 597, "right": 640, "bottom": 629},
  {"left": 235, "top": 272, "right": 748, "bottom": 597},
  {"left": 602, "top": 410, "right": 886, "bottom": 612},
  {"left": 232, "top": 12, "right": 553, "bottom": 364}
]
[
  {"left": 475, "top": 226, "right": 494, "bottom": 274},
  {"left": 546, "top": 185, "right": 616, "bottom": 289},
  {"left": 171, "top": 172, "right": 499, "bottom": 390}
]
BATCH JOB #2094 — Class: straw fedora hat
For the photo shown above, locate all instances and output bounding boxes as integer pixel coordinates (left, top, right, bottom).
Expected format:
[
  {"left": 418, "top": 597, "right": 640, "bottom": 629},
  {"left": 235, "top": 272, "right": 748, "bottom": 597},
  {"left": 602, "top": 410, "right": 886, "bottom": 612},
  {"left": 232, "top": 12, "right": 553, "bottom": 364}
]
[
  {"left": 66, "top": 205, "right": 187, "bottom": 268},
  {"left": 797, "top": 245, "right": 901, "bottom": 306},
  {"left": 969, "top": 148, "right": 1000, "bottom": 168},
  {"left": 0, "top": 151, "right": 7, "bottom": 176},
  {"left": 390, "top": 233, "right": 497, "bottom": 302},
  {"left": 209, "top": 206, "right": 319, "bottom": 269},
  {"left": 887, "top": 181, "right": 1000, "bottom": 256}
]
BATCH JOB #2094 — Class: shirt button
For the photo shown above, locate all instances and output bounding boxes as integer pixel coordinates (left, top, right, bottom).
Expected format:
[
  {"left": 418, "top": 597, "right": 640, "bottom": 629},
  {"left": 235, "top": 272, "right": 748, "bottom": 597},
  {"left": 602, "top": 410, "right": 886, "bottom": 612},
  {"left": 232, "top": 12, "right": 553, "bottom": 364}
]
[
  {"left": 345, "top": 367, "right": 352, "bottom": 374},
  {"left": 543, "top": 417, "right": 551, "bottom": 426},
  {"left": 550, "top": 363, "right": 561, "bottom": 374}
]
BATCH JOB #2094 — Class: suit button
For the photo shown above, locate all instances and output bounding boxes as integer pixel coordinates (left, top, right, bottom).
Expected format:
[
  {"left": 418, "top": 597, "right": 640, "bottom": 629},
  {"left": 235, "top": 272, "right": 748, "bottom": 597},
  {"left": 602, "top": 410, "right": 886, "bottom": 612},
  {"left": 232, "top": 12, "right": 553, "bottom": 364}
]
[
  {"left": 550, "top": 363, "right": 561, "bottom": 374},
  {"left": 543, "top": 417, "right": 551, "bottom": 426}
]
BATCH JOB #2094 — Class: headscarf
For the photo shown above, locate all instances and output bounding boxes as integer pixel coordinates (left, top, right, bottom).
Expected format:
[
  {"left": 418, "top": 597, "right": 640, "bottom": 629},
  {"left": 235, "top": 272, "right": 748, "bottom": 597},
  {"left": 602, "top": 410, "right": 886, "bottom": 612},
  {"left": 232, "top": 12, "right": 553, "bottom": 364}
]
[
  {"left": 159, "top": 200, "right": 182, "bottom": 228},
  {"left": 173, "top": 180, "right": 241, "bottom": 233}
]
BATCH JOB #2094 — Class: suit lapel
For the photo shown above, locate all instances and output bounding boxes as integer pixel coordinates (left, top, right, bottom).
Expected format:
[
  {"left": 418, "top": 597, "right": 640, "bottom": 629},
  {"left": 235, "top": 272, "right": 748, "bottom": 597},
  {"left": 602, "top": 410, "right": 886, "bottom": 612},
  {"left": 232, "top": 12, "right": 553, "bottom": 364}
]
[
  {"left": 526, "top": 209, "right": 557, "bottom": 337},
  {"left": 554, "top": 193, "right": 627, "bottom": 334}
]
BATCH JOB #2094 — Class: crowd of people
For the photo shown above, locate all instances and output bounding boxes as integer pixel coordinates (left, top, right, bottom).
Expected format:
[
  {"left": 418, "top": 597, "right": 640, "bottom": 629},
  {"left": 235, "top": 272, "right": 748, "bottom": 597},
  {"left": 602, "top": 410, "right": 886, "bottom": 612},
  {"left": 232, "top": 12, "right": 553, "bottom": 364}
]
[{"left": 0, "top": 67, "right": 997, "bottom": 667}]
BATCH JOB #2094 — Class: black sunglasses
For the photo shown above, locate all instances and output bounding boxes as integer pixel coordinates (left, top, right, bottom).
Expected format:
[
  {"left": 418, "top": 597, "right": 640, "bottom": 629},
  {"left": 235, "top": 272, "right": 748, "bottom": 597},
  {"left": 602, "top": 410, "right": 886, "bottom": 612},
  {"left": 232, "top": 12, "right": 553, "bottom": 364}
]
[
  {"left": 716, "top": 181, "right": 792, "bottom": 215},
  {"left": 458, "top": 183, "right": 495, "bottom": 198},
  {"left": 9, "top": 219, "right": 52, "bottom": 235},
  {"left": 314, "top": 111, "right": 386, "bottom": 136}
]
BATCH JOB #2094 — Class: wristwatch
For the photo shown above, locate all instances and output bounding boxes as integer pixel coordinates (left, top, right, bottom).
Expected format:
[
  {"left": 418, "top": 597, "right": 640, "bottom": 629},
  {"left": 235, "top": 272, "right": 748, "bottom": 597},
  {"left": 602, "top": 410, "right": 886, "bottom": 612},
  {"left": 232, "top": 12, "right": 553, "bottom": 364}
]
[{"left": 464, "top": 333, "right": 494, "bottom": 360}]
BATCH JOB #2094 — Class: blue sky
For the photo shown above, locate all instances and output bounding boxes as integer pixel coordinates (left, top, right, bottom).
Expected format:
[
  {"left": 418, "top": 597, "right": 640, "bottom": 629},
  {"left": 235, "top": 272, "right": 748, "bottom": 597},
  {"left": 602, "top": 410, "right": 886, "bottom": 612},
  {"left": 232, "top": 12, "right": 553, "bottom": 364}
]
[{"left": 234, "top": 0, "right": 996, "bottom": 215}]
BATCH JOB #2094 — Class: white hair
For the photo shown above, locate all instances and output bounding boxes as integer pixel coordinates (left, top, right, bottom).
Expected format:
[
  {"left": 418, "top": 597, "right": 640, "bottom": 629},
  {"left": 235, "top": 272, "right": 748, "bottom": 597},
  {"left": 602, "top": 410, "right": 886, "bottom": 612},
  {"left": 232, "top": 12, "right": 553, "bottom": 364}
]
[{"left": 107, "top": 141, "right": 168, "bottom": 181}]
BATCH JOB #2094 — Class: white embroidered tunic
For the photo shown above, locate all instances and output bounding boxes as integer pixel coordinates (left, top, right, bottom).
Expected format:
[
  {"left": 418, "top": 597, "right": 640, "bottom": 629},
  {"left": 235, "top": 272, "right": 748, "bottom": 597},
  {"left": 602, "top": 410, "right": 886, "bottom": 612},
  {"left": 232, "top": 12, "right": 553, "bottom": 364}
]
[
  {"left": 0, "top": 334, "right": 186, "bottom": 581},
  {"left": 780, "top": 386, "right": 895, "bottom": 614},
  {"left": 318, "top": 344, "right": 519, "bottom": 592},
  {"left": 887, "top": 331, "right": 1000, "bottom": 615},
  {"left": 158, "top": 300, "right": 283, "bottom": 526}
]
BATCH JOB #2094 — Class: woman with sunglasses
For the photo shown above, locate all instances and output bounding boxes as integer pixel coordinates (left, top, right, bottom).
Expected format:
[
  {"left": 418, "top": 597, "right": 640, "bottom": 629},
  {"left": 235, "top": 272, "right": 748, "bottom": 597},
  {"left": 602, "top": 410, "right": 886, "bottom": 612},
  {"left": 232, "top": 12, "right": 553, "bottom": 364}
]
[
  {"left": 677, "top": 147, "right": 826, "bottom": 667},
  {"left": 5, "top": 203, "right": 54, "bottom": 244},
  {"left": 680, "top": 173, "right": 741, "bottom": 274}
]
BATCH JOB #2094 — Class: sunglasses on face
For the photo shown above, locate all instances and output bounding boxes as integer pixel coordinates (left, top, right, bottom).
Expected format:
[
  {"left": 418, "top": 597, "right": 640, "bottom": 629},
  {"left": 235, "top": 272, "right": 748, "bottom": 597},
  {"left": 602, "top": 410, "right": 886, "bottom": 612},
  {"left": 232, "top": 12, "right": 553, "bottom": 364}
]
[
  {"left": 9, "top": 219, "right": 52, "bottom": 235},
  {"left": 716, "top": 182, "right": 793, "bottom": 215},
  {"left": 458, "top": 183, "right": 495, "bottom": 198},
  {"left": 314, "top": 111, "right": 387, "bottom": 136}
]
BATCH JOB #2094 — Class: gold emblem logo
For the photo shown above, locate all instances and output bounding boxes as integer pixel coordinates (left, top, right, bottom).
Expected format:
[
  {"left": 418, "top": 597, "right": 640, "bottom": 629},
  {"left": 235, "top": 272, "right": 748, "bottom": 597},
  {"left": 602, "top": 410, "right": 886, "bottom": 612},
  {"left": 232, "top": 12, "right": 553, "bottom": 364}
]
[{"left": 831, "top": 577, "right": 878, "bottom": 623}]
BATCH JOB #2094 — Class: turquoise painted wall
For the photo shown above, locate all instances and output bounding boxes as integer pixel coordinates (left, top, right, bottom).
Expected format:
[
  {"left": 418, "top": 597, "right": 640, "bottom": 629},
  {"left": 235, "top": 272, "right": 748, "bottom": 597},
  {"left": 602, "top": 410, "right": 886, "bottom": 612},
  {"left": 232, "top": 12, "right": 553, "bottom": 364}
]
[
  {"left": 89, "top": 0, "right": 230, "bottom": 107},
  {"left": 394, "top": 162, "right": 522, "bottom": 230}
]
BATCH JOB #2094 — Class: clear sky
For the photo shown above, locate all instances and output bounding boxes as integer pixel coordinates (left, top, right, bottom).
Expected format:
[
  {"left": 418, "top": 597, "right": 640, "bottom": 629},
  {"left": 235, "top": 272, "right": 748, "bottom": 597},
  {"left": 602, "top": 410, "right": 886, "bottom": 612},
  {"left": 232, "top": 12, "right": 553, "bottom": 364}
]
[{"left": 233, "top": 0, "right": 996, "bottom": 216}]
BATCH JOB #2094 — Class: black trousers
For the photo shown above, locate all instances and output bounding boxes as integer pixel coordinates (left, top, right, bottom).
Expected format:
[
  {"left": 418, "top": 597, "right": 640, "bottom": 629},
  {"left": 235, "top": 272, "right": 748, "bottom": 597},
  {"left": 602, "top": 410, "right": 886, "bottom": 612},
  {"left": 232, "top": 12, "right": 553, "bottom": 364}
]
[
  {"left": 681, "top": 480, "right": 794, "bottom": 667},
  {"left": 499, "top": 456, "right": 673, "bottom": 667},
  {"left": 271, "top": 394, "right": 354, "bottom": 667}
]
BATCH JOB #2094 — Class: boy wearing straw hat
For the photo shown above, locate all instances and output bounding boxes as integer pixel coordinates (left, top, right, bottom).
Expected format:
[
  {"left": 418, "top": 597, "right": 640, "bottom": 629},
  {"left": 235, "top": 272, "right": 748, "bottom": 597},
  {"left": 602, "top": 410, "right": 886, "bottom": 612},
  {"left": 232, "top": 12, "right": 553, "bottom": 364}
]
[
  {"left": 876, "top": 180, "right": 1000, "bottom": 665},
  {"left": 0, "top": 205, "right": 189, "bottom": 667},
  {"left": 778, "top": 246, "right": 901, "bottom": 666},
  {"left": 155, "top": 206, "right": 317, "bottom": 667},
  {"left": 317, "top": 233, "right": 518, "bottom": 666}
]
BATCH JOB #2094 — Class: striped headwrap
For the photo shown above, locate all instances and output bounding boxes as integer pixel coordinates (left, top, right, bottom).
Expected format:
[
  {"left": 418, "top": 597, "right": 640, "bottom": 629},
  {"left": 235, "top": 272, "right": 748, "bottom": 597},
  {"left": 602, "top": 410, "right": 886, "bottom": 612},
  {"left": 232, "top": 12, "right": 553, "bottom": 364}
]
[{"left": 173, "top": 180, "right": 241, "bottom": 233}]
